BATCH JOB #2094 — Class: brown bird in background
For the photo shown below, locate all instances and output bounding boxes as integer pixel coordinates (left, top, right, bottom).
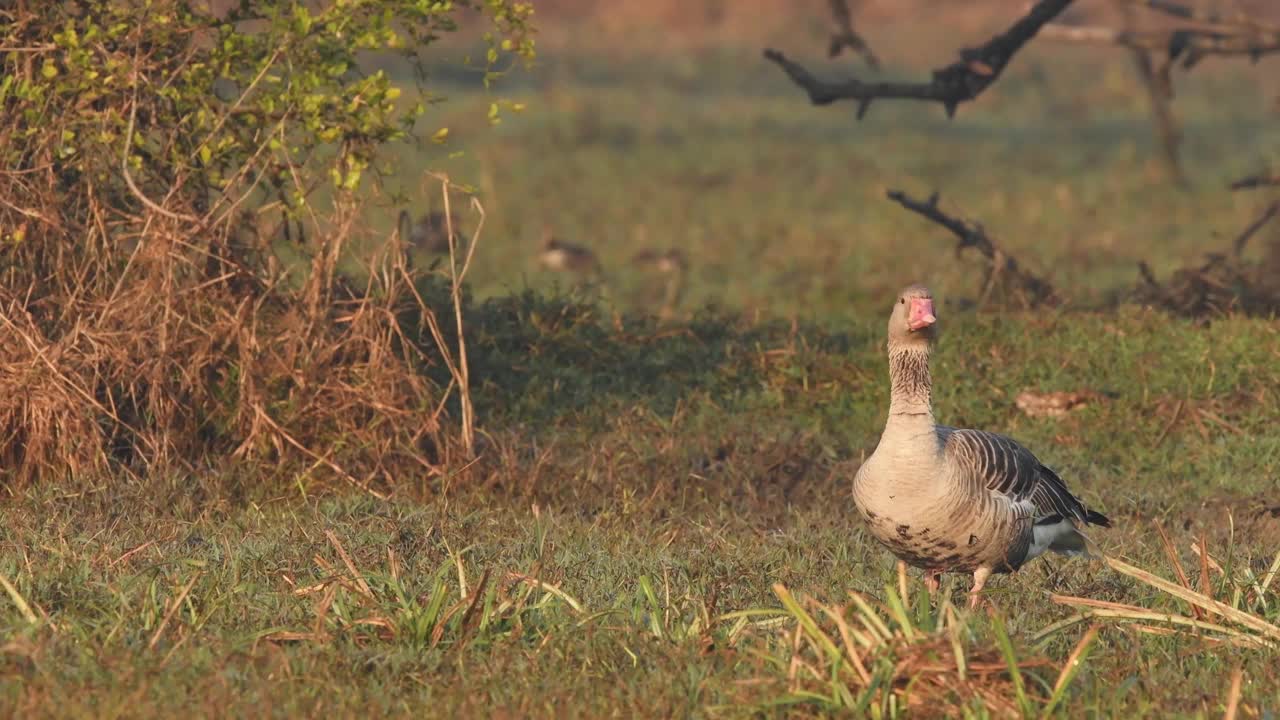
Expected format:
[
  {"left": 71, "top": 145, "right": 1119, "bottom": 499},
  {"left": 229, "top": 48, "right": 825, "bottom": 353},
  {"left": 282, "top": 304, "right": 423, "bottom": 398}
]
[
  {"left": 631, "top": 247, "right": 689, "bottom": 320},
  {"left": 398, "top": 209, "right": 465, "bottom": 255},
  {"left": 538, "top": 226, "right": 602, "bottom": 277}
]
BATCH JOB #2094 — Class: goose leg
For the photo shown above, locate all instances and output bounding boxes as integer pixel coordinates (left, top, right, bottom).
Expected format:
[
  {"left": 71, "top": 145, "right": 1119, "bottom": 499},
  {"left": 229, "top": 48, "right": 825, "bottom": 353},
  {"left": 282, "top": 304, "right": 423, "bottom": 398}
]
[
  {"left": 968, "top": 567, "right": 992, "bottom": 609},
  {"left": 924, "top": 571, "right": 940, "bottom": 594}
]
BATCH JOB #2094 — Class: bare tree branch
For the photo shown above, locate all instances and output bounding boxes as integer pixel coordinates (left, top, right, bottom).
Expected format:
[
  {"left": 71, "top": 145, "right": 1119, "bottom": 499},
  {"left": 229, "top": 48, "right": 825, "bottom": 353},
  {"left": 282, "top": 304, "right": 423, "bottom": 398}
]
[
  {"left": 1120, "top": 3, "right": 1185, "bottom": 186},
  {"left": 1232, "top": 200, "right": 1280, "bottom": 258},
  {"left": 885, "top": 189, "right": 1058, "bottom": 308},
  {"left": 1230, "top": 173, "right": 1280, "bottom": 190},
  {"left": 1129, "top": 48, "right": 1184, "bottom": 183},
  {"left": 763, "top": 0, "right": 1076, "bottom": 119},
  {"left": 826, "top": 0, "right": 880, "bottom": 69},
  {"left": 1037, "top": 1, "right": 1280, "bottom": 184},
  {"left": 1038, "top": 0, "right": 1280, "bottom": 68},
  {"left": 1119, "top": 0, "right": 1280, "bottom": 35},
  {"left": 1038, "top": 23, "right": 1280, "bottom": 65}
]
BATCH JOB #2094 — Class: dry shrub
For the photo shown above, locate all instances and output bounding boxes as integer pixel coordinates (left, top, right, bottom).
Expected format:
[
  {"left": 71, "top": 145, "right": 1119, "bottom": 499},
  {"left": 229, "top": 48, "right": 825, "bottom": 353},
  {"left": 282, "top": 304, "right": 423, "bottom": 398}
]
[
  {"left": 0, "top": 1, "right": 533, "bottom": 491},
  {"left": 1134, "top": 200, "right": 1280, "bottom": 319},
  {"left": 0, "top": 191, "right": 455, "bottom": 493},
  {"left": 1136, "top": 254, "right": 1280, "bottom": 320}
]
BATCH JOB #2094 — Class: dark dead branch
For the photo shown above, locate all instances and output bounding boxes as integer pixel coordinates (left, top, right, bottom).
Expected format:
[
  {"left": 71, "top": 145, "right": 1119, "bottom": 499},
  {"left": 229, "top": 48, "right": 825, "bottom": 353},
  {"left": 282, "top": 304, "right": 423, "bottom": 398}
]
[
  {"left": 885, "top": 189, "right": 1058, "bottom": 308},
  {"left": 764, "top": 0, "right": 1075, "bottom": 119},
  {"left": 1230, "top": 173, "right": 1280, "bottom": 191},
  {"left": 826, "top": 0, "right": 880, "bottom": 69}
]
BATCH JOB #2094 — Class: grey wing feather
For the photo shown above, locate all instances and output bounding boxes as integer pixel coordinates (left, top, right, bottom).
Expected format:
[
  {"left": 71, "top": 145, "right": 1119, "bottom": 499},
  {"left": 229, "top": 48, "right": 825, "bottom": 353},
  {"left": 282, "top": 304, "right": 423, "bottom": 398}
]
[{"left": 940, "top": 427, "right": 1096, "bottom": 525}]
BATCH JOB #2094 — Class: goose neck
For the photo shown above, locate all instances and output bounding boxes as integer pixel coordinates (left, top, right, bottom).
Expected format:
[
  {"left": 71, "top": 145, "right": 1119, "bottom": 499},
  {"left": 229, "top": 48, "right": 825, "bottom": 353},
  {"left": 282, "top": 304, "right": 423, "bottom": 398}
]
[{"left": 887, "top": 343, "right": 933, "bottom": 420}]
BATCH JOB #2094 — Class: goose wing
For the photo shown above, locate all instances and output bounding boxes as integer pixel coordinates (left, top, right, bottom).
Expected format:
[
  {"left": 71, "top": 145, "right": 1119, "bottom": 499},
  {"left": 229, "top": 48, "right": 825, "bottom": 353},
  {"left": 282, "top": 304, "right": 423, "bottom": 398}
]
[{"left": 940, "top": 427, "right": 1108, "bottom": 527}]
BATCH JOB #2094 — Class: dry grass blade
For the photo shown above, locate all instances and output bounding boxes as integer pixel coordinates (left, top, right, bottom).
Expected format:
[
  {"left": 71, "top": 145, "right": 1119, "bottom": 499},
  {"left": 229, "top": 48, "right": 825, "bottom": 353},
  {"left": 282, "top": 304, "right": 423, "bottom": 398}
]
[
  {"left": 0, "top": 573, "right": 39, "bottom": 624},
  {"left": 417, "top": 173, "right": 486, "bottom": 462},
  {"left": 507, "top": 573, "right": 585, "bottom": 614},
  {"left": 1259, "top": 551, "right": 1280, "bottom": 596},
  {"left": 1190, "top": 542, "right": 1225, "bottom": 576},
  {"left": 1040, "top": 624, "right": 1100, "bottom": 720},
  {"left": 1154, "top": 520, "right": 1203, "bottom": 619},
  {"left": 1046, "top": 598, "right": 1274, "bottom": 649},
  {"left": 813, "top": 601, "right": 872, "bottom": 685},
  {"left": 1197, "top": 535, "right": 1213, "bottom": 601},
  {"left": 325, "top": 530, "right": 373, "bottom": 599},
  {"left": 1223, "top": 666, "right": 1244, "bottom": 720},
  {"left": 261, "top": 630, "right": 321, "bottom": 643},
  {"left": 148, "top": 572, "right": 202, "bottom": 650},
  {"left": 845, "top": 591, "right": 893, "bottom": 644},
  {"left": 1104, "top": 555, "right": 1280, "bottom": 642},
  {"left": 773, "top": 584, "right": 841, "bottom": 661}
]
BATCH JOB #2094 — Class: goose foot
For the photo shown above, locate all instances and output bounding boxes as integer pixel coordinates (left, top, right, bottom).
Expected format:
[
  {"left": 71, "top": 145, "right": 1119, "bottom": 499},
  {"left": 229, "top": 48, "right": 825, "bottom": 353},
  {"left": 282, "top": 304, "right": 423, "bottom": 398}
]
[{"left": 967, "top": 567, "right": 992, "bottom": 610}]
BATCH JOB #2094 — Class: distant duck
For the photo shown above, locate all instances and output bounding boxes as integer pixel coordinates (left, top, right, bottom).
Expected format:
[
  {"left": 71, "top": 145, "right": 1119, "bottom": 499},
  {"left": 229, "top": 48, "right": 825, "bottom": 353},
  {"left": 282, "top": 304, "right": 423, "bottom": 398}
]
[
  {"left": 398, "top": 209, "right": 465, "bottom": 255},
  {"left": 631, "top": 247, "right": 689, "bottom": 319},
  {"left": 631, "top": 247, "right": 688, "bottom": 275},
  {"left": 538, "top": 227, "right": 601, "bottom": 277}
]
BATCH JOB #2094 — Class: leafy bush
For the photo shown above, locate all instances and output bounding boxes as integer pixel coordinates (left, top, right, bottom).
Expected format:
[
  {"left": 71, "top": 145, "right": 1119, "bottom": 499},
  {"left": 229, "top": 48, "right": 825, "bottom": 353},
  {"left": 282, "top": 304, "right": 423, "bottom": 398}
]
[{"left": 0, "top": 0, "right": 533, "bottom": 489}]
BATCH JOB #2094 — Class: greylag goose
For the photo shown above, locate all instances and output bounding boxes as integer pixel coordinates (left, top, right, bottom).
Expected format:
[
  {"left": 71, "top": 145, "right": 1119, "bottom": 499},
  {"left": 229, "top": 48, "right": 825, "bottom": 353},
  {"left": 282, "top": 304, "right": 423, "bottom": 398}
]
[{"left": 853, "top": 284, "right": 1110, "bottom": 608}]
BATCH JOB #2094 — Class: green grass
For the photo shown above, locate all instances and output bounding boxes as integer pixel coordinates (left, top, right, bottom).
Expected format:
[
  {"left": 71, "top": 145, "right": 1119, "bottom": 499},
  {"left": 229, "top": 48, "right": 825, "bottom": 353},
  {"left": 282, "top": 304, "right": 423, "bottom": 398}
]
[{"left": 5, "top": 41, "right": 1280, "bottom": 718}]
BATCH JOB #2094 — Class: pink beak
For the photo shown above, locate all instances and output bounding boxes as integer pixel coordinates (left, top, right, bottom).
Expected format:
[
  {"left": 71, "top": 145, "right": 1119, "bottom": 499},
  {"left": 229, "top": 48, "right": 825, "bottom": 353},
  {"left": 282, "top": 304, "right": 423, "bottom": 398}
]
[{"left": 907, "top": 297, "right": 936, "bottom": 331}]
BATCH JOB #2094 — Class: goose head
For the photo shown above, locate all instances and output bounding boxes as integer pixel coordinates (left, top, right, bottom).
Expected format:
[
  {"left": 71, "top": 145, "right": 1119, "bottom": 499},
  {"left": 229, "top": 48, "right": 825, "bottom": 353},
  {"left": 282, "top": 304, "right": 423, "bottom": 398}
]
[{"left": 888, "top": 284, "right": 937, "bottom": 348}]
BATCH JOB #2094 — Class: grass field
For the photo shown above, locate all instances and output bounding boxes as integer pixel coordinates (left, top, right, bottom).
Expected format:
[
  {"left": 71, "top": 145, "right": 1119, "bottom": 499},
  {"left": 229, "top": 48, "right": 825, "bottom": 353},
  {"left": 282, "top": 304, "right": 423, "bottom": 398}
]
[{"left": 5, "top": 16, "right": 1280, "bottom": 719}]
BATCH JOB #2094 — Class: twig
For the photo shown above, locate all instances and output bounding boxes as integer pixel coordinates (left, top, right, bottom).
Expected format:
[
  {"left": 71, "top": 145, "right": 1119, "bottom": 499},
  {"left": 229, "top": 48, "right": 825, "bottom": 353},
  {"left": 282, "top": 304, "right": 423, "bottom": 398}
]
[
  {"left": 885, "top": 189, "right": 1058, "bottom": 307},
  {"left": 122, "top": 46, "right": 199, "bottom": 224},
  {"left": 1123, "top": 1, "right": 1185, "bottom": 186},
  {"left": 1151, "top": 398, "right": 1184, "bottom": 446},
  {"left": 764, "top": 0, "right": 1075, "bottom": 119},
  {"left": 826, "top": 0, "right": 880, "bottom": 68},
  {"left": 1231, "top": 200, "right": 1280, "bottom": 258},
  {"left": 424, "top": 173, "right": 485, "bottom": 462},
  {"left": 1154, "top": 520, "right": 1204, "bottom": 620},
  {"left": 252, "top": 405, "right": 389, "bottom": 499},
  {"left": 148, "top": 572, "right": 202, "bottom": 650},
  {"left": 0, "top": 573, "right": 38, "bottom": 624},
  {"left": 325, "top": 530, "right": 374, "bottom": 599},
  {"left": 1230, "top": 173, "right": 1280, "bottom": 191},
  {"left": 1040, "top": 23, "right": 1280, "bottom": 65},
  {"left": 1121, "top": 0, "right": 1280, "bottom": 35}
]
